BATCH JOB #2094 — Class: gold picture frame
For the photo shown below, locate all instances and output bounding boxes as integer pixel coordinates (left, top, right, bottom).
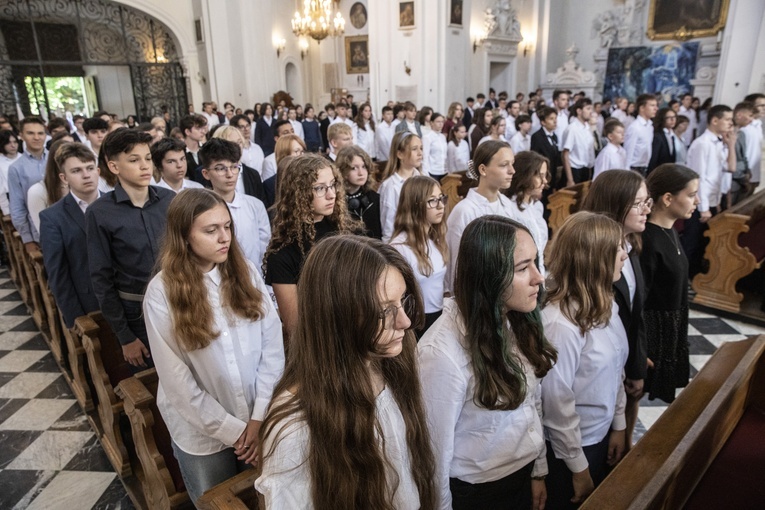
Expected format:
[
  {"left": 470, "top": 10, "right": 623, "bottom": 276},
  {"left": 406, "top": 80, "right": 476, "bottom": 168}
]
[
  {"left": 345, "top": 35, "right": 369, "bottom": 74},
  {"left": 647, "top": 0, "right": 730, "bottom": 41}
]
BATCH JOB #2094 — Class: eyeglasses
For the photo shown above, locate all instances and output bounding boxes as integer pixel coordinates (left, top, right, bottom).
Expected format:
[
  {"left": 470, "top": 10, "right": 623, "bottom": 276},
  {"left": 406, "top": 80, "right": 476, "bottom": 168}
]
[
  {"left": 210, "top": 163, "right": 241, "bottom": 175},
  {"left": 312, "top": 181, "right": 338, "bottom": 197},
  {"left": 235, "top": 124, "right": 250, "bottom": 131},
  {"left": 380, "top": 295, "right": 414, "bottom": 330},
  {"left": 425, "top": 195, "right": 448, "bottom": 209},
  {"left": 632, "top": 198, "right": 654, "bottom": 211}
]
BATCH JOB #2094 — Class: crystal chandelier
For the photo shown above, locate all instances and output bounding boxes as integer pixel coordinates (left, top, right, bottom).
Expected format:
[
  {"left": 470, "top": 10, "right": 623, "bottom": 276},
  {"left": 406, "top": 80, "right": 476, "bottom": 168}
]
[{"left": 292, "top": 0, "right": 345, "bottom": 43}]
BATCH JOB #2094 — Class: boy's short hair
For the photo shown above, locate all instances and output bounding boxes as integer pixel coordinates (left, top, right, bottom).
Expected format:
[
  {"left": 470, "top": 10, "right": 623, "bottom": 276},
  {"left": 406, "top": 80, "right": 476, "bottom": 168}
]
[
  {"left": 179, "top": 114, "right": 207, "bottom": 135},
  {"left": 54, "top": 142, "right": 96, "bottom": 170},
  {"left": 230, "top": 114, "right": 250, "bottom": 127},
  {"left": 199, "top": 138, "right": 241, "bottom": 168},
  {"left": 538, "top": 106, "right": 557, "bottom": 122},
  {"left": 328, "top": 122, "right": 352, "bottom": 141},
  {"left": 476, "top": 93, "right": 486, "bottom": 100},
  {"left": 552, "top": 89, "right": 568, "bottom": 101},
  {"left": 73, "top": 114, "right": 86, "bottom": 122},
  {"left": 403, "top": 101, "right": 417, "bottom": 112},
  {"left": 636, "top": 93, "right": 657, "bottom": 110},
  {"left": 734, "top": 101, "right": 756, "bottom": 115},
  {"left": 466, "top": 96, "right": 475, "bottom": 103},
  {"left": 382, "top": 106, "right": 393, "bottom": 115},
  {"left": 47, "top": 117, "right": 70, "bottom": 133},
  {"left": 744, "top": 93, "right": 765, "bottom": 103},
  {"left": 137, "top": 122, "right": 155, "bottom": 132},
  {"left": 273, "top": 119, "right": 292, "bottom": 136},
  {"left": 393, "top": 104, "right": 404, "bottom": 117},
  {"left": 102, "top": 128, "right": 152, "bottom": 162},
  {"left": 19, "top": 116, "right": 46, "bottom": 130},
  {"left": 676, "top": 114, "right": 690, "bottom": 126},
  {"left": 515, "top": 114, "right": 532, "bottom": 131},
  {"left": 708, "top": 104, "right": 732, "bottom": 120},
  {"left": 83, "top": 117, "right": 109, "bottom": 134},
  {"left": 603, "top": 119, "right": 624, "bottom": 137},
  {"left": 151, "top": 137, "right": 187, "bottom": 170},
  {"left": 324, "top": 103, "right": 335, "bottom": 112}
]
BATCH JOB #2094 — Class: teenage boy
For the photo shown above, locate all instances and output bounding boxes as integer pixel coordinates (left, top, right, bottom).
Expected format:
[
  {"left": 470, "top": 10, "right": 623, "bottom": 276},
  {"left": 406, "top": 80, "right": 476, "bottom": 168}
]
[
  {"left": 180, "top": 114, "right": 207, "bottom": 179},
  {"left": 9, "top": 117, "right": 48, "bottom": 251},
  {"left": 231, "top": 114, "right": 265, "bottom": 172},
  {"left": 302, "top": 105, "right": 322, "bottom": 153},
  {"left": 509, "top": 114, "right": 532, "bottom": 154},
  {"left": 319, "top": 103, "right": 336, "bottom": 150},
  {"left": 505, "top": 100, "right": 521, "bottom": 140},
  {"left": 730, "top": 101, "right": 755, "bottom": 206},
  {"left": 741, "top": 93, "right": 765, "bottom": 195},
  {"left": 200, "top": 138, "right": 270, "bottom": 269},
  {"left": 288, "top": 107, "right": 304, "bottom": 140},
  {"left": 394, "top": 102, "right": 423, "bottom": 137},
  {"left": 463, "top": 97, "right": 475, "bottom": 128},
  {"left": 375, "top": 106, "right": 396, "bottom": 163},
  {"left": 87, "top": 129, "right": 175, "bottom": 369},
  {"left": 678, "top": 93, "right": 697, "bottom": 147},
  {"left": 83, "top": 117, "right": 108, "bottom": 159},
  {"left": 327, "top": 123, "right": 354, "bottom": 162},
  {"left": 593, "top": 119, "right": 627, "bottom": 180},
  {"left": 530, "top": 107, "right": 562, "bottom": 188},
  {"left": 72, "top": 114, "right": 87, "bottom": 143},
  {"left": 40, "top": 143, "right": 101, "bottom": 328},
  {"left": 331, "top": 101, "right": 356, "bottom": 143},
  {"left": 561, "top": 98, "right": 596, "bottom": 186},
  {"left": 552, "top": 89, "right": 571, "bottom": 143},
  {"left": 624, "top": 94, "right": 658, "bottom": 177},
  {"left": 151, "top": 138, "right": 204, "bottom": 193},
  {"left": 261, "top": 119, "right": 295, "bottom": 181},
  {"left": 682, "top": 104, "right": 735, "bottom": 278}
]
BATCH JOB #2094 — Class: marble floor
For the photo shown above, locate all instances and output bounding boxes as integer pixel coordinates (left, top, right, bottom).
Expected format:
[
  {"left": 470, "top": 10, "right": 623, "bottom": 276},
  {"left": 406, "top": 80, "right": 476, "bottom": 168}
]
[{"left": 0, "top": 264, "right": 764, "bottom": 509}]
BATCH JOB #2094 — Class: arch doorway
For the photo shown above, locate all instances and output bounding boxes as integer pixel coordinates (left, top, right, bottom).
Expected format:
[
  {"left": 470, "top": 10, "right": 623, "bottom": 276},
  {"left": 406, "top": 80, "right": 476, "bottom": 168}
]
[
  {"left": 0, "top": 0, "right": 188, "bottom": 122},
  {"left": 285, "top": 62, "right": 302, "bottom": 104}
]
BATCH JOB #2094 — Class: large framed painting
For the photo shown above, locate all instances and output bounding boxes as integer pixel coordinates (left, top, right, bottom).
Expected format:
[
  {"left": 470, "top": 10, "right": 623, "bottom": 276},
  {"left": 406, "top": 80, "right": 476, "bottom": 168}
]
[
  {"left": 647, "top": 0, "right": 730, "bottom": 40},
  {"left": 449, "top": 0, "right": 463, "bottom": 28},
  {"left": 399, "top": 1, "right": 415, "bottom": 30},
  {"left": 345, "top": 35, "right": 369, "bottom": 74},
  {"left": 603, "top": 43, "right": 700, "bottom": 104}
]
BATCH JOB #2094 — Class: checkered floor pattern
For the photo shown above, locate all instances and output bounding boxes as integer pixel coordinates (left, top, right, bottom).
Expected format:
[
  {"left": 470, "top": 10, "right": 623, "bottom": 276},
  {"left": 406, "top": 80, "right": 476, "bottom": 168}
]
[{"left": 0, "top": 267, "right": 764, "bottom": 509}]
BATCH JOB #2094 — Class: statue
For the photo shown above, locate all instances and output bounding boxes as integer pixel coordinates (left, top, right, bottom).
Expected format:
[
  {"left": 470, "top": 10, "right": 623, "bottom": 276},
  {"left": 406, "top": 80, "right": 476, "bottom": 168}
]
[{"left": 488, "top": 0, "right": 522, "bottom": 39}]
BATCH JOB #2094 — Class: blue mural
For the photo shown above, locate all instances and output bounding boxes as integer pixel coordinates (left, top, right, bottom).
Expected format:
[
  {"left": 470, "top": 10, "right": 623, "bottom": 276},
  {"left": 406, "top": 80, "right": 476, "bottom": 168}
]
[{"left": 603, "top": 42, "right": 700, "bottom": 104}]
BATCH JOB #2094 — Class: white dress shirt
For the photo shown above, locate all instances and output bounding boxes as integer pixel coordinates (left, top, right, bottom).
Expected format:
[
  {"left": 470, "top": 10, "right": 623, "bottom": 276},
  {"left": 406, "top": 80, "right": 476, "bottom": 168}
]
[
  {"left": 156, "top": 178, "right": 203, "bottom": 193},
  {"left": 261, "top": 153, "right": 277, "bottom": 181},
  {"left": 624, "top": 116, "right": 654, "bottom": 168},
  {"left": 554, "top": 110, "right": 570, "bottom": 145},
  {"left": 507, "top": 198, "right": 548, "bottom": 276},
  {"left": 70, "top": 190, "right": 99, "bottom": 214},
  {"left": 445, "top": 189, "right": 516, "bottom": 292},
  {"left": 426, "top": 130, "right": 448, "bottom": 176},
  {"left": 27, "top": 180, "right": 48, "bottom": 236},
  {"left": 241, "top": 143, "right": 265, "bottom": 174},
  {"left": 531, "top": 111, "right": 541, "bottom": 134},
  {"left": 742, "top": 119, "right": 763, "bottom": 183},
  {"left": 446, "top": 140, "right": 470, "bottom": 172},
  {"left": 593, "top": 142, "right": 628, "bottom": 180},
  {"left": 541, "top": 301, "right": 627, "bottom": 473},
  {"left": 678, "top": 105, "right": 697, "bottom": 147},
  {"left": 687, "top": 129, "right": 729, "bottom": 212},
  {"left": 419, "top": 299, "right": 547, "bottom": 509},
  {"left": 255, "top": 387, "right": 420, "bottom": 509},
  {"left": 379, "top": 172, "right": 419, "bottom": 242},
  {"left": 356, "top": 121, "right": 376, "bottom": 158},
  {"left": 674, "top": 129, "right": 688, "bottom": 164},
  {"left": 201, "top": 111, "right": 220, "bottom": 130},
  {"left": 505, "top": 115, "right": 518, "bottom": 140},
  {"left": 144, "top": 263, "right": 284, "bottom": 455},
  {"left": 375, "top": 121, "right": 396, "bottom": 161},
  {"left": 289, "top": 119, "right": 304, "bottom": 141},
  {"left": 611, "top": 109, "right": 631, "bottom": 128},
  {"left": 227, "top": 192, "right": 271, "bottom": 269},
  {"left": 390, "top": 234, "right": 446, "bottom": 313},
  {"left": 510, "top": 131, "right": 531, "bottom": 154},
  {"left": 0, "top": 153, "right": 21, "bottom": 215},
  {"left": 562, "top": 118, "right": 596, "bottom": 168}
]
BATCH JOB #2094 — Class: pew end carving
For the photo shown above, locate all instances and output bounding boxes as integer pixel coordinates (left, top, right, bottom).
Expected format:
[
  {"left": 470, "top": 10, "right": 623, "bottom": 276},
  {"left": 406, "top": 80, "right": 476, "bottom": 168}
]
[
  {"left": 197, "top": 469, "right": 260, "bottom": 510},
  {"left": 440, "top": 171, "right": 476, "bottom": 220},
  {"left": 30, "top": 250, "right": 66, "bottom": 366}
]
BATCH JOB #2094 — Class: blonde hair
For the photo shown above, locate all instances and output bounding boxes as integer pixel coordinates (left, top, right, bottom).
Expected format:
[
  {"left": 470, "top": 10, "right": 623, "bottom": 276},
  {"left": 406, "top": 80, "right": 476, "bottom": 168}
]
[
  {"left": 328, "top": 122, "right": 352, "bottom": 142},
  {"left": 545, "top": 211, "right": 622, "bottom": 335},
  {"left": 382, "top": 131, "right": 421, "bottom": 181},
  {"left": 213, "top": 125, "right": 245, "bottom": 147},
  {"left": 275, "top": 134, "right": 306, "bottom": 164}
]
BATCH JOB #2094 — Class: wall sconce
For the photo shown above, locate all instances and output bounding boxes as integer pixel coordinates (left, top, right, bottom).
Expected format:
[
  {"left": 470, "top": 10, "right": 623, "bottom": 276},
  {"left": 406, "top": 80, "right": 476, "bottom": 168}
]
[
  {"left": 521, "top": 31, "right": 533, "bottom": 57},
  {"left": 273, "top": 36, "right": 286, "bottom": 57},
  {"left": 299, "top": 38, "right": 309, "bottom": 60},
  {"left": 472, "top": 30, "right": 487, "bottom": 53},
  {"left": 404, "top": 61, "right": 411, "bottom": 75}
]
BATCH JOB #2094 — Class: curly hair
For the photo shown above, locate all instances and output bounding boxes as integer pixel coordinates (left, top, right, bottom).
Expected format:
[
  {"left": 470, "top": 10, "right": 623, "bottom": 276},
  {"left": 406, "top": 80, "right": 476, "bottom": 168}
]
[{"left": 336, "top": 145, "right": 376, "bottom": 192}]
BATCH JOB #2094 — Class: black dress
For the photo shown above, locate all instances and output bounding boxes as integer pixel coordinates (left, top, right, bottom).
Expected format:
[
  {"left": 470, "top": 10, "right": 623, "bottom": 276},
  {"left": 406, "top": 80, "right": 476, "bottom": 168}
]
[
  {"left": 265, "top": 218, "right": 336, "bottom": 286},
  {"left": 346, "top": 189, "right": 382, "bottom": 239},
  {"left": 639, "top": 222, "right": 690, "bottom": 403}
]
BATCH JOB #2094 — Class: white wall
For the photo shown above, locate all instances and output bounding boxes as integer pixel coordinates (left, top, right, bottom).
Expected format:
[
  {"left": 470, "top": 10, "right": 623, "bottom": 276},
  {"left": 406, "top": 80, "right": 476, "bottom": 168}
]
[
  {"left": 83, "top": 65, "right": 134, "bottom": 117},
  {"left": 715, "top": 0, "right": 765, "bottom": 104}
]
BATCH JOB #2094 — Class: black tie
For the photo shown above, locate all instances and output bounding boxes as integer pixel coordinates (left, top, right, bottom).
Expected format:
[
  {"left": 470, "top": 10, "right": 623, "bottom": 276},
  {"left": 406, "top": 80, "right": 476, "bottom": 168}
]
[{"left": 670, "top": 134, "right": 675, "bottom": 157}]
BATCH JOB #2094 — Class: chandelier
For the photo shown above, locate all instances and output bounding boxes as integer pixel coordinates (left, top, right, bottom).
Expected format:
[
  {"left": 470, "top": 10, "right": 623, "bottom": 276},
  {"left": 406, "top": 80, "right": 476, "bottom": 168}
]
[{"left": 292, "top": 0, "right": 345, "bottom": 43}]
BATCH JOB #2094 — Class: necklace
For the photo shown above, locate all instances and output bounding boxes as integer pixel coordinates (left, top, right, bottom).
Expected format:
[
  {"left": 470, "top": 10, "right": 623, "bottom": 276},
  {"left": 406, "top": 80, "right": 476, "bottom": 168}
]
[{"left": 660, "top": 225, "right": 681, "bottom": 255}]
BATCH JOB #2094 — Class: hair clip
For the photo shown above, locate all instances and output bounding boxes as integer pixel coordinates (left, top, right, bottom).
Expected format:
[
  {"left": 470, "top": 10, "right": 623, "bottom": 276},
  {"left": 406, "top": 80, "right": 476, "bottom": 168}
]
[{"left": 467, "top": 160, "right": 478, "bottom": 180}]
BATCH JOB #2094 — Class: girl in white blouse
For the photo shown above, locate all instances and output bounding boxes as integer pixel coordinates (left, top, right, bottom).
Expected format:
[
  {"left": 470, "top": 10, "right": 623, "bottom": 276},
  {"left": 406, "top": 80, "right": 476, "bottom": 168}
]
[
  {"left": 143, "top": 189, "right": 285, "bottom": 505},
  {"left": 445, "top": 140, "right": 516, "bottom": 292},
  {"left": 353, "top": 102, "right": 376, "bottom": 158},
  {"left": 378, "top": 131, "right": 423, "bottom": 241},
  {"left": 446, "top": 124, "right": 470, "bottom": 173},
  {"left": 0, "top": 130, "right": 22, "bottom": 215},
  {"left": 425, "top": 113, "right": 448, "bottom": 181},
  {"left": 390, "top": 175, "right": 448, "bottom": 336},
  {"left": 506, "top": 151, "right": 550, "bottom": 276},
  {"left": 256, "top": 235, "right": 436, "bottom": 509},
  {"left": 419, "top": 215, "right": 556, "bottom": 510},
  {"left": 541, "top": 211, "right": 629, "bottom": 509}
]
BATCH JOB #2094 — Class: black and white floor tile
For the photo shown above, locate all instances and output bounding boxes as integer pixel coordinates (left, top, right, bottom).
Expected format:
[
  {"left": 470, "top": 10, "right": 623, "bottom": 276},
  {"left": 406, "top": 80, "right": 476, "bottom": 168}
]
[{"left": 0, "top": 266, "right": 764, "bottom": 509}]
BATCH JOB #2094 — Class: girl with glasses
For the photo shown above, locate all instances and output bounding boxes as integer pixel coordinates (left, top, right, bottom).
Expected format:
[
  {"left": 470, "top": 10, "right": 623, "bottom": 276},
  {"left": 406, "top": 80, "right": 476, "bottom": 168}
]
[
  {"left": 419, "top": 215, "right": 555, "bottom": 509},
  {"left": 379, "top": 131, "right": 423, "bottom": 241},
  {"left": 336, "top": 145, "right": 382, "bottom": 239},
  {"left": 264, "top": 154, "right": 360, "bottom": 340},
  {"left": 541, "top": 211, "right": 629, "bottom": 508},
  {"left": 581, "top": 169, "right": 651, "bottom": 453},
  {"left": 390, "top": 175, "right": 448, "bottom": 337},
  {"left": 256, "top": 235, "right": 436, "bottom": 509}
]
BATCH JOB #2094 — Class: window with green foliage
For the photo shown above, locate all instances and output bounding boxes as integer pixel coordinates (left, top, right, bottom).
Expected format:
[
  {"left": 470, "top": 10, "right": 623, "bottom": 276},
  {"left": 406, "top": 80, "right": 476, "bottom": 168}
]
[{"left": 24, "top": 76, "right": 87, "bottom": 117}]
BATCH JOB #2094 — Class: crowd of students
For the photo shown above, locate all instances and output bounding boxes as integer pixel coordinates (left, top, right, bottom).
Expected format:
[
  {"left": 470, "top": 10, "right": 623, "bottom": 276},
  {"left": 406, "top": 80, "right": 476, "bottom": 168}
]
[{"left": 0, "top": 84, "right": 762, "bottom": 509}]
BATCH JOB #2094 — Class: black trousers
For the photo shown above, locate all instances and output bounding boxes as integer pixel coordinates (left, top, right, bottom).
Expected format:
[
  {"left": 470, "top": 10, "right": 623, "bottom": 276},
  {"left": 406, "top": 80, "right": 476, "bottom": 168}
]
[
  {"left": 544, "top": 434, "right": 611, "bottom": 510},
  {"left": 450, "top": 461, "right": 534, "bottom": 510}
]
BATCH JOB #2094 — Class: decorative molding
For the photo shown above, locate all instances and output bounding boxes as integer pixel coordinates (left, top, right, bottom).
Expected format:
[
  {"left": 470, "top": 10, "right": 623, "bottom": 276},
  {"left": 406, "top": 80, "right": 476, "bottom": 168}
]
[
  {"left": 541, "top": 44, "right": 598, "bottom": 99},
  {"left": 590, "top": 0, "right": 646, "bottom": 49}
]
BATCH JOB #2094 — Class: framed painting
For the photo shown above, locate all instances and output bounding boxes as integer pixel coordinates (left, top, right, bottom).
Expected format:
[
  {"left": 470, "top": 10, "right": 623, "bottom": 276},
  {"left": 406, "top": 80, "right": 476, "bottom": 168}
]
[
  {"left": 345, "top": 35, "right": 369, "bottom": 74},
  {"left": 399, "top": 1, "right": 415, "bottom": 30},
  {"left": 449, "top": 0, "right": 463, "bottom": 28},
  {"left": 647, "top": 0, "right": 730, "bottom": 40},
  {"left": 349, "top": 2, "right": 367, "bottom": 30}
]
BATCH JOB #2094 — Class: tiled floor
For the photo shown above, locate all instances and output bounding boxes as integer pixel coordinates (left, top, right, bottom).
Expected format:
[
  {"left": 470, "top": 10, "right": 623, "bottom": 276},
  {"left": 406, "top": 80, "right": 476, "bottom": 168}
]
[{"left": 0, "top": 266, "right": 764, "bottom": 509}]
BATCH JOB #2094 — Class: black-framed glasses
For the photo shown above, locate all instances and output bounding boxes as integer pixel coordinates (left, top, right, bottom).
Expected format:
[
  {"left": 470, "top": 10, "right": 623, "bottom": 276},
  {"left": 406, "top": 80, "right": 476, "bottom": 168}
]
[
  {"left": 632, "top": 198, "right": 654, "bottom": 211},
  {"left": 210, "top": 163, "right": 241, "bottom": 175},
  {"left": 425, "top": 195, "right": 448, "bottom": 209},
  {"left": 312, "top": 181, "right": 339, "bottom": 197},
  {"left": 380, "top": 295, "right": 414, "bottom": 330}
]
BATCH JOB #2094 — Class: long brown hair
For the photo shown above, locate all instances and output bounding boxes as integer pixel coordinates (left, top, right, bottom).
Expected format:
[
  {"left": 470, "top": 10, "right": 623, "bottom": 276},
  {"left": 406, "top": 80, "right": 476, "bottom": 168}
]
[
  {"left": 505, "top": 150, "right": 549, "bottom": 210},
  {"left": 354, "top": 102, "right": 376, "bottom": 132},
  {"left": 336, "top": 145, "right": 376, "bottom": 192},
  {"left": 544, "top": 211, "right": 622, "bottom": 335},
  {"left": 391, "top": 175, "right": 447, "bottom": 276},
  {"left": 455, "top": 216, "right": 556, "bottom": 410},
  {"left": 381, "top": 131, "right": 420, "bottom": 181},
  {"left": 159, "top": 188, "right": 264, "bottom": 351},
  {"left": 259, "top": 235, "right": 435, "bottom": 509},
  {"left": 581, "top": 169, "right": 645, "bottom": 251}
]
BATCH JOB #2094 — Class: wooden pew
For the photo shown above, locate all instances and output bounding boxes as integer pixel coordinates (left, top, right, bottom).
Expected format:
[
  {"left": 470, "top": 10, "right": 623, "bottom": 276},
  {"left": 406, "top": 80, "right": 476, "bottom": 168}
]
[
  {"left": 116, "top": 369, "right": 191, "bottom": 510},
  {"left": 61, "top": 312, "right": 95, "bottom": 412},
  {"left": 581, "top": 335, "right": 765, "bottom": 509},
  {"left": 692, "top": 188, "right": 765, "bottom": 313},
  {"left": 440, "top": 171, "right": 476, "bottom": 221},
  {"left": 15, "top": 243, "right": 51, "bottom": 341},
  {"left": 196, "top": 470, "right": 259, "bottom": 510},
  {"left": 1, "top": 215, "right": 20, "bottom": 286},
  {"left": 546, "top": 180, "right": 590, "bottom": 239},
  {"left": 75, "top": 311, "right": 135, "bottom": 477},
  {"left": 30, "top": 250, "right": 66, "bottom": 366},
  {"left": 10, "top": 231, "right": 32, "bottom": 307}
]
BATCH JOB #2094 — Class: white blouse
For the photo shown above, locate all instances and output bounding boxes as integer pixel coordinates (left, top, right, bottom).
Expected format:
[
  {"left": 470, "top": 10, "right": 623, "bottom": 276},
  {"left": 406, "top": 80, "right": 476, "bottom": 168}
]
[
  {"left": 418, "top": 299, "right": 547, "bottom": 509},
  {"left": 426, "top": 130, "right": 448, "bottom": 176},
  {"left": 27, "top": 180, "right": 49, "bottom": 238},
  {"left": 540, "top": 301, "right": 628, "bottom": 473},
  {"left": 255, "top": 387, "right": 420, "bottom": 510},
  {"left": 144, "top": 263, "right": 284, "bottom": 455},
  {"left": 156, "top": 178, "right": 204, "bottom": 193},
  {"left": 379, "top": 171, "right": 420, "bottom": 242},
  {"left": 356, "top": 121, "right": 376, "bottom": 158},
  {"left": 0, "top": 153, "right": 21, "bottom": 215},
  {"left": 446, "top": 140, "right": 469, "bottom": 173},
  {"left": 507, "top": 197, "right": 548, "bottom": 276},
  {"left": 390, "top": 234, "right": 446, "bottom": 313}
]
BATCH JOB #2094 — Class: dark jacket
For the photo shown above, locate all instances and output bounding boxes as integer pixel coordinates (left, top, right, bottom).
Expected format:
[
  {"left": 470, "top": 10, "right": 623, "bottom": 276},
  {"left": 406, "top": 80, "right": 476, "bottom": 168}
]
[
  {"left": 254, "top": 118, "right": 276, "bottom": 156},
  {"left": 302, "top": 118, "right": 322, "bottom": 153},
  {"left": 530, "top": 128, "right": 562, "bottom": 175},
  {"left": 648, "top": 130, "right": 676, "bottom": 174},
  {"left": 614, "top": 249, "right": 647, "bottom": 381}
]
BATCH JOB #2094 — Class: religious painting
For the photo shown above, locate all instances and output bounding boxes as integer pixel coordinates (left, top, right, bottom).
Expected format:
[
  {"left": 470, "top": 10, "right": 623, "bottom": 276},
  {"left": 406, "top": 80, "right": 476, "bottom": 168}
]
[
  {"left": 603, "top": 42, "right": 700, "bottom": 104},
  {"left": 449, "top": 0, "right": 463, "bottom": 28},
  {"left": 349, "top": 2, "right": 367, "bottom": 30},
  {"left": 345, "top": 35, "right": 369, "bottom": 74},
  {"left": 399, "top": 1, "right": 415, "bottom": 30},
  {"left": 647, "top": 0, "right": 730, "bottom": 40}
]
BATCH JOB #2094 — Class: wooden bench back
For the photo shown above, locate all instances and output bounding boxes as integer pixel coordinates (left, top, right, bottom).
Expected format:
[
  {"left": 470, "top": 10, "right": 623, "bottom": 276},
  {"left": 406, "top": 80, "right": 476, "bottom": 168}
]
[
  {"left": 546, "top": 180, "right": 590, "bottom": 239},
  {"left": 440, "top": 171, "right": 477, "bottom": 220}
]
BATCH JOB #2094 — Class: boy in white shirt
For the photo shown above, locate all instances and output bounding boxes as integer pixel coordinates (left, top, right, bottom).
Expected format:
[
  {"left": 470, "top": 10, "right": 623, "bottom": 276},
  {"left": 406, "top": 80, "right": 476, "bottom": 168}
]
[
  {"left": 593, "top": 119, "right": 627, "bottom": 180},
  {"left": 509, "top": 114, "right": 532, "bottom": 154},
  {"left": 151, "top": 138, "right": 204, "bottom": 193},
  {"left": 375, "top": 106, "right": 396, "bottom": 163},
  {"left": 326, "top": 123, "right": 354, "bottom": 162}
]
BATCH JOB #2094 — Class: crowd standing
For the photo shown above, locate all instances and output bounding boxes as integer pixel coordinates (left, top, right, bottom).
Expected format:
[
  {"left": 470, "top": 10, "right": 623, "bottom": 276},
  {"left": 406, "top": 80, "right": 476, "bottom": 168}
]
[{"left": 0, "top": 86, "right": 763, "bottom": 509}]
